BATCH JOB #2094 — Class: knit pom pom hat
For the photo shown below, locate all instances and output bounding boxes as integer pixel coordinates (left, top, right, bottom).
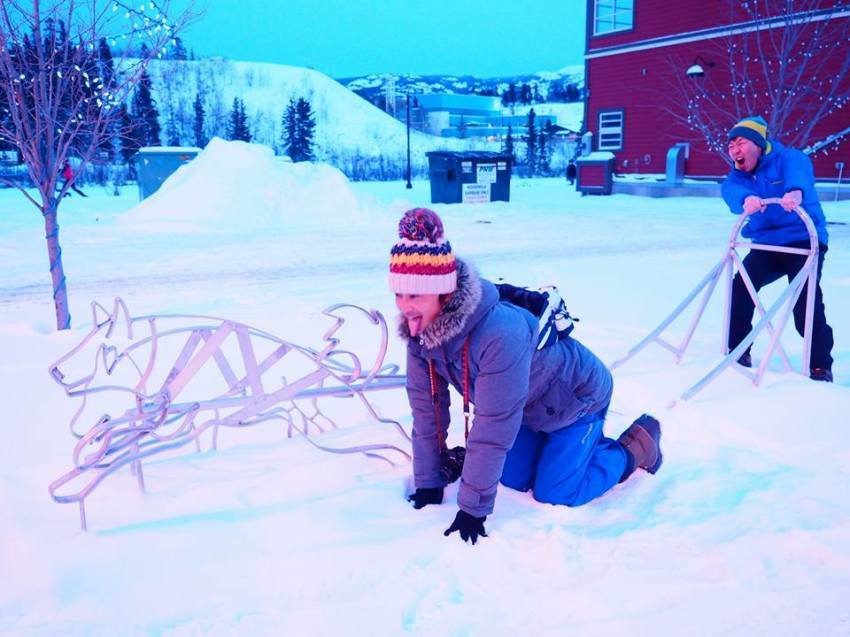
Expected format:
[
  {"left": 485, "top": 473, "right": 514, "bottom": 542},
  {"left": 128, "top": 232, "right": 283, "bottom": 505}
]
[
  {"left": 729, "top": 115, "right": 772, "bottom": 153},
  {"left": 389, "top": 208, "right": 457, "bottom": 295}
]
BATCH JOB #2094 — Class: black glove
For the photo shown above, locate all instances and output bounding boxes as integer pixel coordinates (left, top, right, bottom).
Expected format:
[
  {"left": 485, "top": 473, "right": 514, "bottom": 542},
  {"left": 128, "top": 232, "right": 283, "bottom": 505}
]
[
  {"left": 407, "top": 487, "right": 444, "bottom": 509},
  {"left": 443, "top": 509, "right": 488, "bottom": 544},
  {"left": 439, "top": 445, "right": 466, "bottom": 485}
]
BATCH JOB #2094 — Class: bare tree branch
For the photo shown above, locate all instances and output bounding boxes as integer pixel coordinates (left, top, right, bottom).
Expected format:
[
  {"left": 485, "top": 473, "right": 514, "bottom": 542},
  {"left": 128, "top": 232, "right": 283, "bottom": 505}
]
[{"left": 665, "top": 0, "right": 850, "bottom": 162}]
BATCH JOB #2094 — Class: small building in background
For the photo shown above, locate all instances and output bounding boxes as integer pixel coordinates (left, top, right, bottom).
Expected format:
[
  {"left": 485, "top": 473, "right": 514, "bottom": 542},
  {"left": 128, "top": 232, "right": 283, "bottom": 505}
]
[
  {"left": 415, "top": 94, "right": 558, "bottom": 140},
  {"left": 135, "top": 146, "right": 201, "bottom": 200}
]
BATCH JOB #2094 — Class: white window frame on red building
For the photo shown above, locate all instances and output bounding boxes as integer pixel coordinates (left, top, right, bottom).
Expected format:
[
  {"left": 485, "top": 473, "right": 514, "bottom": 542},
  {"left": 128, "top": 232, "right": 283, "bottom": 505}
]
[
  {"left": 593, "top": 0, "right": 634, "bottom": 36},
  {"left": 598, "top": 109, "right": 625, "bottom": 151}
]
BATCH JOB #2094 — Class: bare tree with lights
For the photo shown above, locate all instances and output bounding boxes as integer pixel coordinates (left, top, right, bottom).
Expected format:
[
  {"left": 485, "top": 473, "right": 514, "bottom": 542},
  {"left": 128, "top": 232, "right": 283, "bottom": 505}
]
[
  {"left": 668, "top": 0, "right": 850, "bottom": 160},
  {"left": 0, "top": 0, "right": 193, "bottom": 330}
]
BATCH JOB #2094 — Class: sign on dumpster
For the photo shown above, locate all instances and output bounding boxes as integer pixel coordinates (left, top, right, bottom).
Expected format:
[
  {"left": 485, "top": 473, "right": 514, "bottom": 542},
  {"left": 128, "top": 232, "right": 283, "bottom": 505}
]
[
  {"left": 462, "top": 183, "right": 490, "bottom": 203},
  {"left": 477, "top": 164, "right": 497, "bottom": 184}
]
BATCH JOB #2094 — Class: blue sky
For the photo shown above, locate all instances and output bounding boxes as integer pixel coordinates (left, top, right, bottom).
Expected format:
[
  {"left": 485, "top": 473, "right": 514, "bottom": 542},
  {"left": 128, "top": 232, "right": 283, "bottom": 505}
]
[{"left": 178, "top": 1, "right": 587, "bottom": 78}]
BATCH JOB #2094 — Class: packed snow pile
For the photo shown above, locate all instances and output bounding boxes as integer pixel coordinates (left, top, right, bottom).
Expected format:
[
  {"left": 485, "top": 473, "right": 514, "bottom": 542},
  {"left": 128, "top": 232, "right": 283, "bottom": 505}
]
[{"left": 120, "top": 138, "right": 369, "bottom": 233}]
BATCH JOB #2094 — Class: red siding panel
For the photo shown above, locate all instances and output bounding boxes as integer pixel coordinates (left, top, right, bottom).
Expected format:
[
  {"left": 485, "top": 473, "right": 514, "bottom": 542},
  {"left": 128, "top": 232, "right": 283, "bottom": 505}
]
[{"left": 589, "top": 1, "right": 729, "bottom": 50}]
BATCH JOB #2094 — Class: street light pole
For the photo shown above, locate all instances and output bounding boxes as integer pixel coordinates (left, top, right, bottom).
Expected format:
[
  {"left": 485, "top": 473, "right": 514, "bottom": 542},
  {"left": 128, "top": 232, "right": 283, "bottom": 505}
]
[{"left": 405, "top": 93, "right": 412, "bottom": 189}]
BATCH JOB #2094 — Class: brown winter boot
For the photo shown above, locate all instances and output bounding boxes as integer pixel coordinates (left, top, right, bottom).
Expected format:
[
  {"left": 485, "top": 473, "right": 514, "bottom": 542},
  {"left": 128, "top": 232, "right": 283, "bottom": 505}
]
[{"left": 617, "top": 414, "right": 662, "bottom": 480}]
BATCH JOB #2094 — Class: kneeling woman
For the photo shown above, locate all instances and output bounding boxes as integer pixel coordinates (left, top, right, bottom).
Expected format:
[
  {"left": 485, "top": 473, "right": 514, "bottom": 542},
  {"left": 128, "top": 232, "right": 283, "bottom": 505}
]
[{"left": 391, "top": 208, "right": 662, "bottom": 545}]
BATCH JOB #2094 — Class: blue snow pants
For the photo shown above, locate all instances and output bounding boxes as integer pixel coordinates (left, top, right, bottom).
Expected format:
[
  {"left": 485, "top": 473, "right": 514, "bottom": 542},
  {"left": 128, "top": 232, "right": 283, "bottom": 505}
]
[{"left": 500, "top": 408, "right": 628, "bottom": 507}]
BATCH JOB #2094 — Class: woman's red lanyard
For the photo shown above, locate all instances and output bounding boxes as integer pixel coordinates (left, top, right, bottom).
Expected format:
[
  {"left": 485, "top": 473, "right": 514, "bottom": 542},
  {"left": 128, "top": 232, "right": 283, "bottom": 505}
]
[{"left": 427, "top": 338, "right": 471, "bottom": 451}]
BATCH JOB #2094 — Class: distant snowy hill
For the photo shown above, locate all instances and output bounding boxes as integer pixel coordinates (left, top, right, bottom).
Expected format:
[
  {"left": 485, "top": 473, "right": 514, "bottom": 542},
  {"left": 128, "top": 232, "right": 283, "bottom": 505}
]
[
  {"left": 341, "top": 65, "right": 586, "bottom": 136},
  {"left": 341, "top": 64, "right": 585, "bottom": 106},
  {"left": 142, "top": 59, "right": 481, "bottom": 178}
]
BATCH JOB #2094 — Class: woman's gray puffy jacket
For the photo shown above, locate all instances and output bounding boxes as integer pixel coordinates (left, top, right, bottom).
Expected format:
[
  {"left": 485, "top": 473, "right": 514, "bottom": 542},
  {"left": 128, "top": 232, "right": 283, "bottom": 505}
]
[{"left": 402, "top": 259, "right": 613, "bottom": 517}]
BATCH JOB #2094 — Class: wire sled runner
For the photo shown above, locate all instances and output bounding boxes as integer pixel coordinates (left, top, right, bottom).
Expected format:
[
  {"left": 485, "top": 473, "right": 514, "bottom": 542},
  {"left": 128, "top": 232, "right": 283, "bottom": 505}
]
[{"left": 48, "top": 298, "right": 409, "bottom": 530}]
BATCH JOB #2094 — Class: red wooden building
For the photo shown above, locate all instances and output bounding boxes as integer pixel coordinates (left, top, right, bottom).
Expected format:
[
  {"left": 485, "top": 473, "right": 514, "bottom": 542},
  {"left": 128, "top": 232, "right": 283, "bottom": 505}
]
[{"left": 583, "top": 1, "right": 850, "bottom": 180}]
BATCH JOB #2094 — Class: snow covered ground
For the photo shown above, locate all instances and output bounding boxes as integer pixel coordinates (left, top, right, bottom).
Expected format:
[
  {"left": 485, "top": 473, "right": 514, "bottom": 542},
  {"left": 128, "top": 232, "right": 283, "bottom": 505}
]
[{"left": 1, "top": 140, "right": 849, "bottom": 636}]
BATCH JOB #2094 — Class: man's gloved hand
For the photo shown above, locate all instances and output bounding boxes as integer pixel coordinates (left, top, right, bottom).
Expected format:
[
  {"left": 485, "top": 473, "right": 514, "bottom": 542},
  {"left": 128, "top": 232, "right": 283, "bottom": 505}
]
[
  {"left": 743, "top": 195, "right": 766, "bottom": 215},
  {"left": 443, "top": 509, "right": 488, "bottom": 544},
  {"left": 407, "top": 487, "right": 444, "bottom": 509}
]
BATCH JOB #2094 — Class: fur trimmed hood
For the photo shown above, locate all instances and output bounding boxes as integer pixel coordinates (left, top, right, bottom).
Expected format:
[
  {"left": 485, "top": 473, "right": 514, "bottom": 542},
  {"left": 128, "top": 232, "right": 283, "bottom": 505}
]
[{"left": 397, "top": 258, "right": 485, "bottom": 350}]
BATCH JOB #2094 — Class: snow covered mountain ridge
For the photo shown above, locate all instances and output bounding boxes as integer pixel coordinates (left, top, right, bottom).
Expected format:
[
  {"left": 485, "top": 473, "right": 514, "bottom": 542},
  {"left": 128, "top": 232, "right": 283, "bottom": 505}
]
[{"left": 340, "top": 64, "right": 585, "bottom": 106}]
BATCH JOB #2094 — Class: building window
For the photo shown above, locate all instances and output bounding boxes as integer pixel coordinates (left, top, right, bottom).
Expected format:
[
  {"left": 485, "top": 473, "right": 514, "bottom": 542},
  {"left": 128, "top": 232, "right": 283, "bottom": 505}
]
[
  {"left": 594, "top": 0, "right": 634, "bottom": 36},
  {"left": 598, "top": 110, "right": 624, "bottom": 151}
]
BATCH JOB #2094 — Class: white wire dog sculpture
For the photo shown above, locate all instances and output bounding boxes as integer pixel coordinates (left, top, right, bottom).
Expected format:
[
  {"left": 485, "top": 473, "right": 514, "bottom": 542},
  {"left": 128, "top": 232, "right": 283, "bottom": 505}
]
[{"left": 49, "top": 298, "right": 409, "bottom": 530}]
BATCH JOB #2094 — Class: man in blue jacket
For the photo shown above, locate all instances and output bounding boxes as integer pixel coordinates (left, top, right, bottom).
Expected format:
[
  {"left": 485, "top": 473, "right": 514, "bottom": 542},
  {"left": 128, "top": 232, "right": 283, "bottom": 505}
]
[
  {"left": 389, "top": 207, "right": 662, "bottom": 545},
  {"left": 722, "top": 115, "right": 834, "bottom": 382}
]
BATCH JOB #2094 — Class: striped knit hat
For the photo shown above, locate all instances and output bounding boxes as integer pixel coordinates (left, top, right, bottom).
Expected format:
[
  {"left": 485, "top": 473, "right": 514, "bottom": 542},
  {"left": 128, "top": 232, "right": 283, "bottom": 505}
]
[
  {"left": 389, "top": 208, "right": 457, "bottom": 295},
  {"left": 729, "top": 115, "right": 772, "bottom": 153}
]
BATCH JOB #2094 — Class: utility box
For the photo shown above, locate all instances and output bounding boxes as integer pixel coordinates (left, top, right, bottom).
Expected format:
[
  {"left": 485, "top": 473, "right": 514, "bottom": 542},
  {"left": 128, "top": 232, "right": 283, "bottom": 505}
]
[
  {"left": 576, "top": 151, "right": 616, "bottom": 195},
  {"left": 665, "top": 143, "right": 689, "bottom": 184},
  {"left": 135, "top": 146, "right": 201, "bottom": 200},
  {"left": 426, "top": 151, "right": 512, "bottom": 204}
]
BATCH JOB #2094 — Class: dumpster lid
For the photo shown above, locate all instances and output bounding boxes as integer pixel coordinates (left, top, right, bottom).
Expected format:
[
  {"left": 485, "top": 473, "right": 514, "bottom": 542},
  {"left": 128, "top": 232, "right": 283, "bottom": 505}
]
[{"left": 426, "top": 151, "right": 512, "bottom": 160}]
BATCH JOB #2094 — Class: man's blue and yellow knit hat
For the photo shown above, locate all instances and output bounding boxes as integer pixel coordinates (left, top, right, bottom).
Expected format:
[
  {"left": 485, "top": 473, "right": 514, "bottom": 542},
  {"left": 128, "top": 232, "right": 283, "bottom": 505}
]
[{"left": 729, "top": 115, "right": 772, "bottom": 154}]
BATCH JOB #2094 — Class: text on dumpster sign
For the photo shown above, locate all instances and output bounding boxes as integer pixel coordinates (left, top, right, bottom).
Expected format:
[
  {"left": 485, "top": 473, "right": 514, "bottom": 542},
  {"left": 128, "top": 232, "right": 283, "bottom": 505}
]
[
  {"left": 462, "top": 183, "right": 490, "bottom": 203},
  {"left": 477, "top": 164, "right": 497, "bottom": 184}
]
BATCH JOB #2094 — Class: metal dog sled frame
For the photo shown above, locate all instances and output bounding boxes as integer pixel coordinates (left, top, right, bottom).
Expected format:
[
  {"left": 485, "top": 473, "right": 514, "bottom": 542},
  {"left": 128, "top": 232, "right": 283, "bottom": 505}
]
[{"left": 611, "top": 198, "right": 819, "bottom": 401}]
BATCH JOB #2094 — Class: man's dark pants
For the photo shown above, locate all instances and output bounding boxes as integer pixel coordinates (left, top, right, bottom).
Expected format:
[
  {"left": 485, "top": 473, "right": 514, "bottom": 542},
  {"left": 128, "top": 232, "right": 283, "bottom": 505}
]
[{"left": 728, "top": 240, "right": 834, "bottom": 369}]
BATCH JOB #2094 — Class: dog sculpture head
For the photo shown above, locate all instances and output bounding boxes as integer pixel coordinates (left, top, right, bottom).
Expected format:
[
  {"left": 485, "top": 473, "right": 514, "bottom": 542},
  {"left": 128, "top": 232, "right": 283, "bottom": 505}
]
[{"left": 49, "top": 298, "right": 135, "bottom": 394}]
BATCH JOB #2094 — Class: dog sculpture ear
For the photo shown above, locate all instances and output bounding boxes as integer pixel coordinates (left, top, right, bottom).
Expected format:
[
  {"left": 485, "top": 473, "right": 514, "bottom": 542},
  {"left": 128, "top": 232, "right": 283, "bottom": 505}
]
[
  {"left": 106, "top": 298, "right": 133, "bottom": 340},
  {"left": 89, "top": 298, "right": 133, "bottom": 339},
  {"left": 91, "top": 300, "right": 113, "bottom": 330}
]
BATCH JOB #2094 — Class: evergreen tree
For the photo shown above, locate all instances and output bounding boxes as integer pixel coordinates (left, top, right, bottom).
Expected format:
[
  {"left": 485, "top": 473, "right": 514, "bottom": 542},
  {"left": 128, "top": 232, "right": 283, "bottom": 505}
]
[
  {"left": 172, "top": 37, "right": 188, "bottom": 60},
  {"left": 56, "top": 18, "right": 68, "bottom": 47},
  {"left": 96, "top": 38, "right": 117, "bottom": 159},
  {"left": 116, "top": 104, "right": 141, "bottom": 165},
  {"left": 458, "top": 115, "right": 467, "bottom": 139},
  {"left": 525, "top": 108, "right": 537, "bottom": 175},
  {"left": 502, "top": 124, "right": 515, "bottom": 164},
  {"left": 227, "top": 97, "right": 251, "bottom": 142},
  {"left": 166, "top": 118, "right": 180, "bottom": 146},
  {"left": 281, "top": 98, "right": 297, "bottom": 157},
  {"left": 193, "top": 92, "right": 207, "bottom": 148},
  {"left": 502, "top": 82, "right": 517, "bottom": 107},
  {"left": 281, "top": 97, "right": 316, "bottom": 161},
  {"left": 532, "top": 84, "right": 542, "bottom": 104},
  {"left": 131, "top": 70, "right": 161, "bottom": 146},
  {"left": 97, "top": 37, "right": 115, "bottom": 88},
  {"left": 537, "top": 122, "right": 550, "bottom": 175},
  {"left": 295, "top": 97, "right": 315, "bottom": 161},
  {"left": 520, "top": 83, "right": 532, "bottom": 105}
]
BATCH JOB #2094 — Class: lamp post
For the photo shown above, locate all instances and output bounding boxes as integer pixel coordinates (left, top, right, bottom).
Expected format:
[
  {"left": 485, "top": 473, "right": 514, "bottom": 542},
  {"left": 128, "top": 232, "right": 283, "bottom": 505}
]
[{"left": 405, "top": 93, "right": 412, "bottom": 189}]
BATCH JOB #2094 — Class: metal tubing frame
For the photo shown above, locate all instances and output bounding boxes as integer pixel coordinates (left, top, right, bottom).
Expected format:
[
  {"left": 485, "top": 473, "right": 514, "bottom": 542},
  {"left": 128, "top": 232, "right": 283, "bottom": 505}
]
[
  {"left": 611, "top": 200, "right": 819, "bottom": 401},
  {"left": 48, "top": 299, "right": 410, "bottom": 530}
]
